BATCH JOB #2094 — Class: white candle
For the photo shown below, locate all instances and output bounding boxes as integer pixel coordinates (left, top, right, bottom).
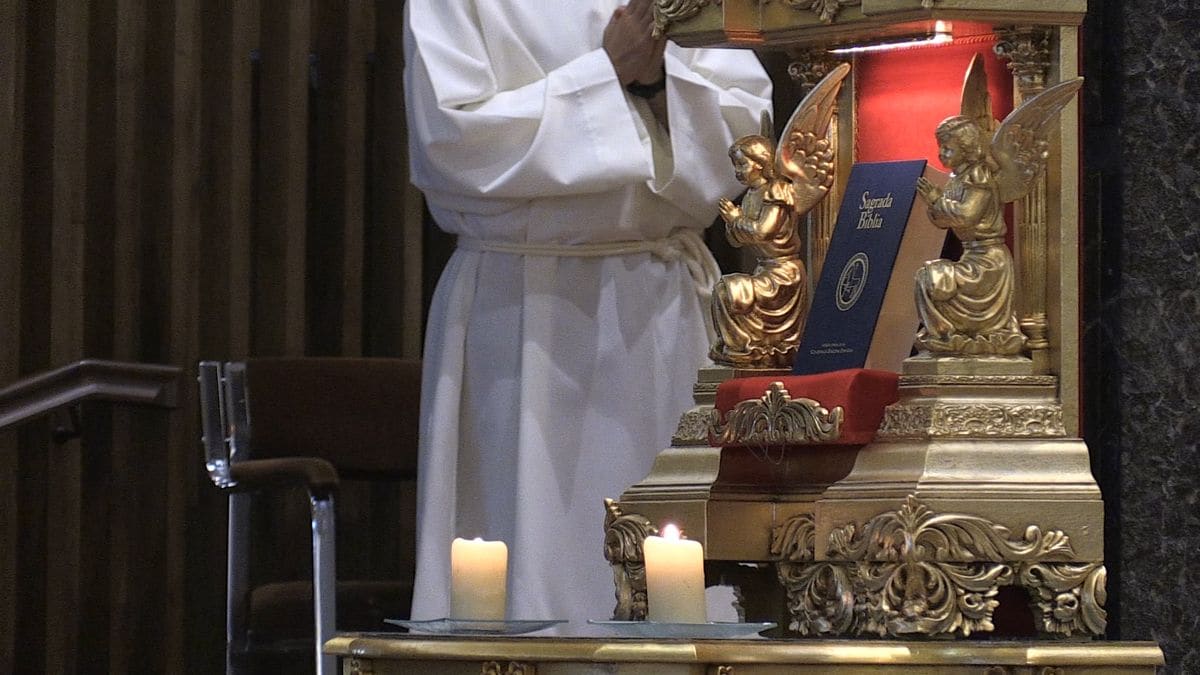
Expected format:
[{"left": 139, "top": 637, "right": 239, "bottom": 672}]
[
  {"left": 449, "top": 537, "right": 508, "bottom": 620},
  {"left": 643, "top": 524, "right": 707, "bottom": 623}
]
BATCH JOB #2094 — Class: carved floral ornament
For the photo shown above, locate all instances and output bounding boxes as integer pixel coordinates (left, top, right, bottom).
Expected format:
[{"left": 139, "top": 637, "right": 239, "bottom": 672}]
[
  {"left": 482, "top": 663, "right": 537, "bottom": 675},
  {"left": 770, "top": 497, "right": 1107, "bottom": 638},
  {"left": 709, "top": 381, "right": 843, "bottom": 445},
  {"left": 603, "top": 499, "right": 656, "bottom": 620}
]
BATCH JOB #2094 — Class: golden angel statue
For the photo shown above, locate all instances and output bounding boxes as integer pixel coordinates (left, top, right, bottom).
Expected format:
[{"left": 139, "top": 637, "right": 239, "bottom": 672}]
[
  {"left": 914, "top": 55, "right": 1081, "bottom": 356},
  {"left": 709, "top": 63, "right": 850, "bottom": 369}
]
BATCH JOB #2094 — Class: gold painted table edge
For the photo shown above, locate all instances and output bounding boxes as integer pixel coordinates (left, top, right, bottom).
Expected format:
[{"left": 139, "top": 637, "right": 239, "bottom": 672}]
[{"left": 326, "top": 634, "right": 1164, "bottom": 670}]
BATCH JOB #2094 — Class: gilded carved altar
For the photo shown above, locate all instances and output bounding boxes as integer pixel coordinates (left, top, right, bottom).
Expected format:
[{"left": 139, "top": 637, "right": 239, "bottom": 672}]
[{"left": 605, "top": 0, "right": 1127, "bottom": 652}]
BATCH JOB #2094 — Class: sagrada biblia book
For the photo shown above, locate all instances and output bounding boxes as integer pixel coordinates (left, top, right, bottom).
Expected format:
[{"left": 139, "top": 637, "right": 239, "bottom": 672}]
[{"left": 793, "top": 159, "right": 948, "bottom": 375}]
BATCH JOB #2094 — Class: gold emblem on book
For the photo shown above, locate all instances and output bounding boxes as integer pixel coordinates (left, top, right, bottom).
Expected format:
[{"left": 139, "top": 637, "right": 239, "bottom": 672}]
[
  {"left": 710, "top": 64, "right": 849, "bottom": 368},
  {"left": 914, "top": 55, "right": 1081, "bottom": 357}
]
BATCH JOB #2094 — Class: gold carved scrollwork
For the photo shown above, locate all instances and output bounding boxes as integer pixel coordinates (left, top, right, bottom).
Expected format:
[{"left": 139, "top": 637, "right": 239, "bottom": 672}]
[
  {"left": 710, "top": 381, "right": 843, "bottom": 445},
  {"left": 829, "top": 496, "right": 1075, "bottom": 567},
  {"left": 779, "top": 0, "right": 861, "bottom": 24},
  {"left": 603, "top": 498, "right": 657, "bottom": 620},
  {"left": 994, "top": 27, "right": 1053, "bottom": 97},
  {"left": 773, "top": 514, "right": 856, "bottom": 635},
  {"left": 482, "top": 662, "right": 537, "bottom": 675},
  {"left": 878, "top": 402, "right": 1065, "bottom": 439},
  {"left": 347, "top": 658, "right": 373, "bottom": 675},
  {"left": 1020, "top": 562, "right": 1108, "bottom": 637},
  {"left": 652, "top": 0, "right": 720, "bottom": 36},
  {"left": 821, "top": 496, "right": 1077, "bottom": 637},
  {"left": 854, "top": 560, "right": 1015, "bottom": 637},
  {"left": 673, "top": 408, "right": 714, "bottom": 446},
  {"left": 786, "top": 50, "right": 848, "bottom": 95}
]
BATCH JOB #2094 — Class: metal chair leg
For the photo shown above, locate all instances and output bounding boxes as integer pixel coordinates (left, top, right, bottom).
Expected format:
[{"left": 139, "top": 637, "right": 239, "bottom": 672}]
[
  {"left": 227, "top": 487, "right": 252, "bottom": 673},
  {"left": 311, "top": 494, "right": 338, "bottom": 675}
]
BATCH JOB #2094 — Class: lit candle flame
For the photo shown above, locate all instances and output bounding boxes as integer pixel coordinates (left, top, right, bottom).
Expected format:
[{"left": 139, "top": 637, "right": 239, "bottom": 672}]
[{"left": 661, "top": 523, "right": 681, "bottom": 540}]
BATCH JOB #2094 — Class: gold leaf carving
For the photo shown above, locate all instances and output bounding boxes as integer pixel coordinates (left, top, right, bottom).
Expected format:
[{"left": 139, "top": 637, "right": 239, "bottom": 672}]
[
  {"left": 854, "top": 560, "right": 1014, "bottom": 636},
  {"left": 603, "top": 499, "right": 656, "bottom": 620},
  {"left": 994, "top": 27, "right": 1053, "bottom": 95},
  {"left": 709, "top": 381, "right": 843, "bottom": 445},
  {"left": 878, "top": 402, "right": 1065, "bottom": 439},
  {"left": 672, "top": 407, "right": 714, "bottom": 446},
  {"left": 803, "top": 496, "right": 1083, "bottom": 637},
  {"left": 780, "top": 0, "right": 861, "bottom": 23},
  {"left": 828, "top": 496, "right": 1074, "bottom": 563},
  {"left": 772, "top": 514, "right": 856, "bottom": 635},
  {"left": 482, "top": 663, "right": 537, "bottom": 675},
  {"left": 778, "top": 561, "right": 857, "bottom": 635},
  {"left": 771, "top": 513, "right": 816, "bottom": 563},
  {"left": 775, "top": 499, "right": 1104, "bottom": 639},
  {"left": 1020, "top": 562, "right": 1107, "bottom": 636},
  {"left": 653, "top": 0, "right": 719, "bottom": 35}
]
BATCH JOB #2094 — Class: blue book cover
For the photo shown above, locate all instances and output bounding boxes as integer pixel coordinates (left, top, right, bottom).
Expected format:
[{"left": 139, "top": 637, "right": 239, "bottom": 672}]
[{"left": 793, "top": 159, "right": 930, "bottom": 375}]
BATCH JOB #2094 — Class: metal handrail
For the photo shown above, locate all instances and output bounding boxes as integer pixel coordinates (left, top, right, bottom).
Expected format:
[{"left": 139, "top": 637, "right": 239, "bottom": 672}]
[{"left": 0, "top": 359, "right": 181, "bottom": 431}]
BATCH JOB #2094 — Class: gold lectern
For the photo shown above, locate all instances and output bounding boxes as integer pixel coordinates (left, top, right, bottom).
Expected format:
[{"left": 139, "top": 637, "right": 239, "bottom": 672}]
[{"left": 606, "top": 0, "right": 1142, "bottom": 656}]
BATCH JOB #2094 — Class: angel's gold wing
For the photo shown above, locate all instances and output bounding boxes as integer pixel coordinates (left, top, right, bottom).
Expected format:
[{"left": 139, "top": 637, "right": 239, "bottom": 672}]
[
  {"left": 960, "top": 53, "right": 996, "bottom": 136},
  {"left": 775, "top": 62, "right": 850, "bottom": 211},
  {"left": 991, "top": 77, "right": 1083, "bottom": 202}
]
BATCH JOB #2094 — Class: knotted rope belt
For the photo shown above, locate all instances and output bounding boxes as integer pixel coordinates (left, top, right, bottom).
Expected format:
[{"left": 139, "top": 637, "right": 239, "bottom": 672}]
[{"left": 457, "top": 228, "right": 720, "bottom": 301}]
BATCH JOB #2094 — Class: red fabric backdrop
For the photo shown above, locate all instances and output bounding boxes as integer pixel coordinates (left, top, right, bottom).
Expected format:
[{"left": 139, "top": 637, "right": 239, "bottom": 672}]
[{"left": 854, "top": 23, "right": 1014, "bottom": 166}]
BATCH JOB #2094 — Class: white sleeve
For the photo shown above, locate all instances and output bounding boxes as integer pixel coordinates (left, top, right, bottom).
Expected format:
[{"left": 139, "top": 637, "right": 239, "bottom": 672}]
[
  {"left": 650, "top": 46, "right": 774, "bottom": 222},
  {"left": 403, "top": 2, "right": 651, "bottom": 210}
]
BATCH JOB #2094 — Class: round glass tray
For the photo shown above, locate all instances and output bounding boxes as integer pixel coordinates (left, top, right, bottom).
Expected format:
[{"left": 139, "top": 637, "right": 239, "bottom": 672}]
[
  {"left": 587, "top": 620, "right": 776, "bottom": 639},
  {"left": 384, "top": 618, "right": 566, "bottom": 635}
]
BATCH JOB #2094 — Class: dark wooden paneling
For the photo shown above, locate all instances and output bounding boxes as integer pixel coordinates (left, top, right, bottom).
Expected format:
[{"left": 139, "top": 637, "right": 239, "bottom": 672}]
[
  {"left": 169, "top": 0, "right": 203, "bottom": 670},
  {"left": 46, "top": 3, "right": 89, "bottom": 673},
  {"left": 0, "top": 0, "right": 25, "bottom": 667},
  {"left": 368, "top": 0, "right": 423, "bottom": 358},
  {"left": 109, "top": 1, "right": 151, "bottom": 667},
  {"left": 4, "top": 2, "right": 425, "bottom": 672},
  {"left": 255, "top": 0, "right": 311, "bottom": 356}
]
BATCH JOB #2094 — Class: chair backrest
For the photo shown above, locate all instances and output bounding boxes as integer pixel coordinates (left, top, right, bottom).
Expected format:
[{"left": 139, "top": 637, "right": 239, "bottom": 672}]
[{"left": 239, "top": 358, "right": 421, "bottom": 477}]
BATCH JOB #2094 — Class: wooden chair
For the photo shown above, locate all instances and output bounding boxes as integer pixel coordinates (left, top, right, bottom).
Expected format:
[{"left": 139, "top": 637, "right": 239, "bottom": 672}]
[{"left": 199, "top": 358, "right": 420, "bottom": 675}]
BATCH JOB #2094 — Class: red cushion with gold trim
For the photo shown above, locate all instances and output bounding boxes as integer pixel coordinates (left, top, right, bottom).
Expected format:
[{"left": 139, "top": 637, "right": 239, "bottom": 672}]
[{"left": 712, "top": 368, "right": 899, "bottom": 446}]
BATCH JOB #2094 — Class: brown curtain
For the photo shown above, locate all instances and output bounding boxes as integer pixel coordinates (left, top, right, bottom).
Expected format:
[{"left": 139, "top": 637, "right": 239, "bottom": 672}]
[{"left": 0, "top": 1, "right": 426, "bottom": 672}]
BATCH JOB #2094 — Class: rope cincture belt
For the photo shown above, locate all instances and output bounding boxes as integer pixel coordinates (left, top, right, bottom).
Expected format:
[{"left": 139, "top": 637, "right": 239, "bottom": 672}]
[{"left": 457, "top": 228, "right": 721, "bottom": 301}]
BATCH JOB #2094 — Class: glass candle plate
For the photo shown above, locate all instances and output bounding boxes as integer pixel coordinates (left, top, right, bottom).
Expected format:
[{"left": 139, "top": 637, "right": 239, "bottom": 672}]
[
  {"left": 385, "top": 618, "right": 566, "bottom": 635},
  {"left": 586, "top": 620, "right": 777, "bottom": 639}
]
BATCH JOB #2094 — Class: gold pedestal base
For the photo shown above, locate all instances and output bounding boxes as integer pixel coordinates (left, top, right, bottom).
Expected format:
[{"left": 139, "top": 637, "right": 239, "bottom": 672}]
[
  {"left": 797, "top": 358, "right": 1105, "bottom": 639},
  {"left": 606, "top": 359, "right": 1107, "bottom": 640}
]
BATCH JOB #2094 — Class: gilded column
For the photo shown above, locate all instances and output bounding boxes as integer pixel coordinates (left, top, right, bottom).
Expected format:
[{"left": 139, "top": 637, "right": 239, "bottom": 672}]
[{"left": 994, "top": 28, "right": 1053, "bottom": 356}]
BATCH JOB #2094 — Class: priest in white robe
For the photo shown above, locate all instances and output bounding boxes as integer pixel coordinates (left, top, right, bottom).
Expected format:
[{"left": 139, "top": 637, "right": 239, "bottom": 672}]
[{"left": 404, "top": 0, "right": 773, "bottom": 627}]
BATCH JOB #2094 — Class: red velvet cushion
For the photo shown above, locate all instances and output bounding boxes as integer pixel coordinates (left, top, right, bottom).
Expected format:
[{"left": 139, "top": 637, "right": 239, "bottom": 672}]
[{"left": 713, "top": 368, "right": 899, "bottom": 446}]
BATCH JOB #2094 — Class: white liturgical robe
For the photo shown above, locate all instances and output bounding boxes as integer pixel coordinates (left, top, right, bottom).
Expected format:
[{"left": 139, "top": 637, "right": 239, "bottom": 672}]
[{"left": 404, "top": 0, "right": 773, "bottom": 626}]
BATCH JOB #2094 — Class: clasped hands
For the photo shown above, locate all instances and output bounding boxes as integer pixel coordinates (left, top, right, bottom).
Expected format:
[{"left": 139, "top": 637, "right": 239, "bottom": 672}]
[
  {"left": 916, "top": 176, "right": 942, "bottom": 204},
  {"left": 603, "top": 0, "right": 666, "bottom": 87},
  {"left": 718, "top": 198, "right": 741, "bottom": 224}
]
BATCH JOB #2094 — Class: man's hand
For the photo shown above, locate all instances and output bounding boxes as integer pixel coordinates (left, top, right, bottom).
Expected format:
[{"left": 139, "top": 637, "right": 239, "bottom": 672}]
[{"left": 603, "top": 0, "right": 666, "bottom": 86}]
